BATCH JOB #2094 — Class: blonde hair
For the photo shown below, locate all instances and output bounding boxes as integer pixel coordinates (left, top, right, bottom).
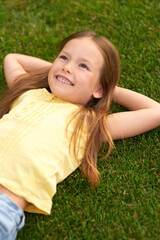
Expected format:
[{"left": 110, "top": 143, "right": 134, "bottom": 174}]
[{"left": 0, "top": 31, "right": 120, "bottom": 188}]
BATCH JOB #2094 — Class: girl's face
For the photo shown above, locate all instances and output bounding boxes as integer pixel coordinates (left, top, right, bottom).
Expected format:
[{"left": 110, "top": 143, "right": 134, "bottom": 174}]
[{"left": 48, "top": 37, "right": 104, "bottom": 105}]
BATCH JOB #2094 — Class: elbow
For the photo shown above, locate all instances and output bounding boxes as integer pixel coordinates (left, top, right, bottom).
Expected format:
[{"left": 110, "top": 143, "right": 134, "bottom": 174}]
[{"left": 152, "top": 107, "right": 160, "bottom": 127}]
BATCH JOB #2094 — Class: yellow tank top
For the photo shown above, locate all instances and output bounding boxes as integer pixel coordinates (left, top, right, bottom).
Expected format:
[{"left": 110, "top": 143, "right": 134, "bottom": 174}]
[{"left": 0, "top": 88, "right": 87, "bottom": 214}]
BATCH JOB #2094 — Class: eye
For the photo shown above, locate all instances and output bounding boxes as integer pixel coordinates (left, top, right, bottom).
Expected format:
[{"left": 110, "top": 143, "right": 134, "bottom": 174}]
[
  {"left": 79, "top": 63, "right": 89, "bottom": 70},
  {"left": 59, "top": 55, "right": 68, "bottom": 61}
]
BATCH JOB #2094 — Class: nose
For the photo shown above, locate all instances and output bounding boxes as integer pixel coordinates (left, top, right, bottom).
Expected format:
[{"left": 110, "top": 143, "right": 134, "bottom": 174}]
[{"left": 63, "top": 62, "right": 72, "bottom": 73}]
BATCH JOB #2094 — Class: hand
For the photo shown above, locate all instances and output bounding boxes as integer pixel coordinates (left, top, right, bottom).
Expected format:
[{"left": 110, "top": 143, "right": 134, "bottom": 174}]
[
  {"left": 107, "top": 87, "right": 160, "bottom": 140},
  {"left": 4, "top": 53, "right": 52, "bottom": 88}
]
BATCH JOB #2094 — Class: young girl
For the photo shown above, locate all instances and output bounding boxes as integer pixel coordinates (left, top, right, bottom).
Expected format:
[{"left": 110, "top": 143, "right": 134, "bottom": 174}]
[{"left": 0, "top": 30, "right": 159, "bottom": 240}]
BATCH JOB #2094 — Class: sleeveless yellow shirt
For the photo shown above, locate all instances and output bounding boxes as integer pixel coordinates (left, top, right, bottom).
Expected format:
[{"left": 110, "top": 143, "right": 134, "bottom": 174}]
[{"left": 0, "top": 88, "right": 87, "bottom": 215}]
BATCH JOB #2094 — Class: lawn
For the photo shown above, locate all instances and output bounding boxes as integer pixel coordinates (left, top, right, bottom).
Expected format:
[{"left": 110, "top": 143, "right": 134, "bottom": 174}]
[{"left": 0, "top": 0, "right": 159, "bottom": 239}]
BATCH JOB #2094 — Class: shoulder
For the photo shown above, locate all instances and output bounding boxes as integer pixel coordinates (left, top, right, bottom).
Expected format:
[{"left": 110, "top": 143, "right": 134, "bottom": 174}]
[{"left": 11, "top": 88, "right": 53, "bottom": 109}]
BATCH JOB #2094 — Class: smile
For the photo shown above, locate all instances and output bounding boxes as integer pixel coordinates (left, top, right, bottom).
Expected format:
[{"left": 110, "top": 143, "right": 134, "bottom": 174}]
[{"left": 56, "top": 75, "right": 74, "bottom": 86}]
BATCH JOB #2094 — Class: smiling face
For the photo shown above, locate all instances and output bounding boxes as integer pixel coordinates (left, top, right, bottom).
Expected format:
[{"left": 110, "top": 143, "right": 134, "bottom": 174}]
[{"left": 48, "top": 37, "right": 104, "bottom": 105}]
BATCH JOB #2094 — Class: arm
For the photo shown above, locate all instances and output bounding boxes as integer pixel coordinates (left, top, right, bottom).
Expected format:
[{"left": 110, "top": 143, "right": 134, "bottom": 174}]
[
  {"left": 107, "top": 87, "right": 160, "bottom": 140},
  {"left": 4, "top": 53, "right": 52, "bottom": 88}
]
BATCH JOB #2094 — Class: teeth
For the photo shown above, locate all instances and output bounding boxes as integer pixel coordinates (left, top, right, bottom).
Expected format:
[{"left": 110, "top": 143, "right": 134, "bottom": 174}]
[{"left": 57, "top": 76, "right": 73, "bottom": 86}]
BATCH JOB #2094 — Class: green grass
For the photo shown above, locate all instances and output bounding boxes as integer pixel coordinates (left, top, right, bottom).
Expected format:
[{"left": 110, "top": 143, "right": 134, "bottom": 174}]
[{"left": 0, "top": 0, "right": 159, "bottom": 239}]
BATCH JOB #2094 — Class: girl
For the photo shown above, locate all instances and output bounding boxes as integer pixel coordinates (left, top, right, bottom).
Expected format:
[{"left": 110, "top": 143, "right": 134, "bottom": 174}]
[{"left": 0, "top": 30, "right": 159, "bottom": 240}]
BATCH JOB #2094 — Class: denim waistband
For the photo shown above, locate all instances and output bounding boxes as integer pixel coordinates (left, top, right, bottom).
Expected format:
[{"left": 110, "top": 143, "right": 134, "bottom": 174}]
[{"left": 0, "top": 193, "right": 25, "bottom": 240}]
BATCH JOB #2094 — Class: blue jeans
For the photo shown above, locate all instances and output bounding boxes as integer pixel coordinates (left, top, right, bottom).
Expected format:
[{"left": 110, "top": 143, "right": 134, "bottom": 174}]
[{"left": 0, "top": 193, "right": 25, "bottom": 240}]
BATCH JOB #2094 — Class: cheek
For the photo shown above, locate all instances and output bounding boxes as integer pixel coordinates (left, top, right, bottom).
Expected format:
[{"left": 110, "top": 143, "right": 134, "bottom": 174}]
[
  {"left": 50, "top": 64, "right": 57, "bottom": 74},
  {"left": 50, "top": 60, "right": 62, "bottom": 72},
  {"left": 48, "top": 66, "right": 56, "bottom": 86}
]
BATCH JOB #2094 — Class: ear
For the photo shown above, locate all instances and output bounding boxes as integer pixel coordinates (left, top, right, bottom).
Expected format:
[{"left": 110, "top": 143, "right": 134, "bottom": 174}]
[{"left": 92, "top": 86, "right": 103, "bottom": 99}]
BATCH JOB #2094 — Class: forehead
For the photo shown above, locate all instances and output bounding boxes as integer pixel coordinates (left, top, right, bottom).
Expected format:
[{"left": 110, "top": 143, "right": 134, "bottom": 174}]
[{"left": 61, "top": 37, "right": 104, "bottom": 67}]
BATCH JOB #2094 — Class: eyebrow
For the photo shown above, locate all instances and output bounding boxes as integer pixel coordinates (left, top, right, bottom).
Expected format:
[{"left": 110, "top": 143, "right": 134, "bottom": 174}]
[
  {"left": 60, "top": 50, "right": 69, "bottom": 56},
  {"left": 79, "top": 57, "right": 92, "bottom": 64},
  {"left": 60, "top": 50, "right": 93, "bottom": 66}
]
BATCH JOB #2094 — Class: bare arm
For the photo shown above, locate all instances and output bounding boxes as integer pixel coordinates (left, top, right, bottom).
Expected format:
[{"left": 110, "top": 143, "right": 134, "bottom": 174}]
[
  {"left": 4, "top": 53, "right": 52, "bottom": 88},
  {"left": 107, "top": 87, "right": 160, "bottom": 140}
]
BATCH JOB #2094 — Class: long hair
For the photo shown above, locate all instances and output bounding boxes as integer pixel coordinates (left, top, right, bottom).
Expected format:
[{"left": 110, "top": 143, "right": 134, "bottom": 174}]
[
  {"left": 0, "top": 30, "right": 120, "bottom": 188},
  {"left": 0, "top": 68, "right": 50, "bottom": 118},
  {"left": 60, "top": 31, "right": 120, "bottom": 187}
]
